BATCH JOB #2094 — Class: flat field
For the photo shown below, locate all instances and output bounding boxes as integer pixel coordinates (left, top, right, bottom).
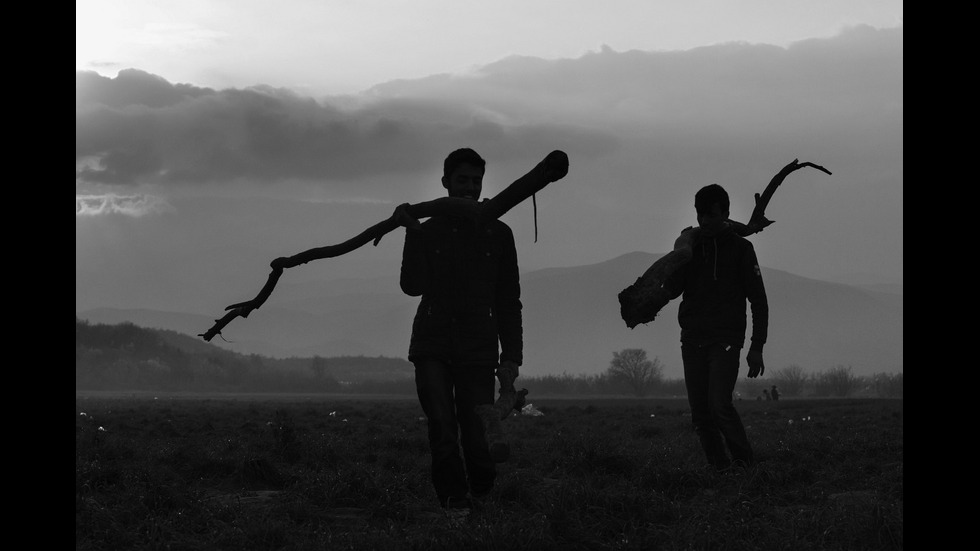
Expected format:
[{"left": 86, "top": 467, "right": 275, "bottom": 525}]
[{"left": 76, "top": 393, "right": 902, "bottom": 550}]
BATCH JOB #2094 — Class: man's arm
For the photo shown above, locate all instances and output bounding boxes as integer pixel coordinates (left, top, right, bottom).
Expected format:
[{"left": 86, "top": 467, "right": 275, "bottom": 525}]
[
  {"left": 399, "top": 209, "right": 427, "bottom": 297},
  {"left": 495, "top": 225, "right": 523, "bottom": 367},
  {"left": 660, "top": 226, "right": 698, "bottom": 300},
  {"left": 661, "top": 261, "right": 688, "bottom": 301},
  {"left": 743, "top": 242, "right": 768, "bottom": 377}
]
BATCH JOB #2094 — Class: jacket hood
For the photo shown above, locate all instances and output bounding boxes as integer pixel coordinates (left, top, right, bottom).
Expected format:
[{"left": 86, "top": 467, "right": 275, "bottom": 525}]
[{"left": 696, "top": 219, "right": 737, "bottom": 241}]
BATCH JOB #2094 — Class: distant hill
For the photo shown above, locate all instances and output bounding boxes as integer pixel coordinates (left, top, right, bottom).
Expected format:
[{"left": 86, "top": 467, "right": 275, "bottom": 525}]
[
  {"left": 76, "top": 318, "right": 413, "bottom": 392},
  {"left": 77, "top": 251, "right": 902, "bottom": 379},
  {"left": 76, "top": 316, "right": 225, "bottom": 358},
  {"left": 519, "top": 252, "right": 902, "bottom": 379}
]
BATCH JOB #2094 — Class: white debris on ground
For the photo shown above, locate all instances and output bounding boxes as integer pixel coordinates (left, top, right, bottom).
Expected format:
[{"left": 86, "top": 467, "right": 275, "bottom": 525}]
[{"left": 520, "top": 404, "right": 544, "bottom": 416}]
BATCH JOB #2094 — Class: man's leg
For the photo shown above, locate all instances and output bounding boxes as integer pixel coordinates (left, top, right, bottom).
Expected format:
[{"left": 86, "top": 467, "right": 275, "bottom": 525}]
[
  {"left": 452, "top": 362, "right": 497, "bottom": 497},
  {"left": 683, "top": 343, "right": 730, "bottom": 470},
  {"left": 705, "top": 344, "right": 754, "bottom": 466},
  {"left": 414, "top": 359, "right": 469, "bottom": 506}
]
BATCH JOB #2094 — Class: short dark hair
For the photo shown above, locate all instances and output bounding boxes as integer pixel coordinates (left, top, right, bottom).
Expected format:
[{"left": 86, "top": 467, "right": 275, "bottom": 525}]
[
  {"left": 443, "top": 148, "right": 486, "bottom": 180},
  {"left": 695, "top": 184, "right": 730, "bottom": 216}
]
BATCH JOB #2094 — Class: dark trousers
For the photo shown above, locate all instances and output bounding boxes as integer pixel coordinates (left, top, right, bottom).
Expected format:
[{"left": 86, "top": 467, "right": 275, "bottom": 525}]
[
  {"left": 682, "top": 342, "right": 754, "bottom": 469},
  {"left": 414, "top": 359, "right": 496, "bottom": 505}
]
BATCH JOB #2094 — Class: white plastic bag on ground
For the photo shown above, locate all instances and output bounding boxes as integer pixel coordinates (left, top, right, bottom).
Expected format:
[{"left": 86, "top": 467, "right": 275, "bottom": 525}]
[{"left": 520, "top": 404, "right": 544, "bottom": 416}]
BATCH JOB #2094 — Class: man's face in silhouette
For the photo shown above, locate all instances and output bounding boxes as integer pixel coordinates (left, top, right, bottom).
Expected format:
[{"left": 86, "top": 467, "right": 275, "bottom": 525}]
[
  {"left": 443, "top": 163, "right": 484, "bottom": 201},
  {"left": 697, "top": 202, "right": 730, "bottom": 236}
]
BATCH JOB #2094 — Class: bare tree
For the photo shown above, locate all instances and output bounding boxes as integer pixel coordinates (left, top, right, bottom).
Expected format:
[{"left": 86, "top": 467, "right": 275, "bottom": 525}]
[
  {"left": 310, "top": 355, "right": 328, "bottom": 380},
  {"left": 816, "top": 365, "right": 860, "bottom": 397},
  {"left": 772, "top": 364, "right": 808, "bottom": 397},
  {"left": 607, "top": 349, "right": 664, "bottom": 397},
  {"left": 871, "top": 372, "right": 903, "bottom": 398}
]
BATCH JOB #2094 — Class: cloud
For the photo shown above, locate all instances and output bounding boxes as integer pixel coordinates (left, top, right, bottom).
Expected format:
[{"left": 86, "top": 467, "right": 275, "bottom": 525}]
[
  {"left": 75, "top": 24, "right": 900, "bottom": 213},
  {"left": 76, "top": 193, "right": 174, "bottom": 217},
  {"left": 372, "top": 24, "right": 901, "bottom": 133},
  {"left": 75, "top": 23, "right": 902, "bottom": 325},
  {"left": 75, "top": 69, "right": 619, "bottom": 193},
  {"left": 76, "top": 69, "right": 213, "bottom": 109}
]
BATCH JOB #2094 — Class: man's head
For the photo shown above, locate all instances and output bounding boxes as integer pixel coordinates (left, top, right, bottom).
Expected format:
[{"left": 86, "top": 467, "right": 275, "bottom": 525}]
[
  {"left": 695, "top": 183, "right": 730, "bottom": 235},
  {"left": 442, "top": 148, "right": 485, "bottom": 201}
]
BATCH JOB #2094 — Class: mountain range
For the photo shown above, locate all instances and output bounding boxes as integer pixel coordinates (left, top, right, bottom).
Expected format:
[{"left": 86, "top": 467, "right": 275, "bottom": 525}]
[{"left": 77, "top": 251, "right": 902, "bottom": 380}]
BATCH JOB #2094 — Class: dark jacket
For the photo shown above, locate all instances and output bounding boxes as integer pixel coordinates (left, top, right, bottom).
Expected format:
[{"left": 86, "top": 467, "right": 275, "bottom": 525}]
[
  {"left": 400, "top": 215, "right": 523, "bottom": 365},
  {"left": 663, "top": 226, "right": 768, "bottom": 351}
]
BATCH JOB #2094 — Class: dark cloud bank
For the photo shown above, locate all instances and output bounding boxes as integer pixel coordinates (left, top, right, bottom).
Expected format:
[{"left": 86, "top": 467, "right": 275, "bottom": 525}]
[
  {"left": 75, "top": 69, "right": 617, "bottom": 192},
  {"left": 76, "top": 25, "right": 900, "bottom": 199}
]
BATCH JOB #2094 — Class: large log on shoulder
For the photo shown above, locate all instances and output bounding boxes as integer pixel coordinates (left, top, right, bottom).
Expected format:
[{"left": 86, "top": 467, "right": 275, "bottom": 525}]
[
  {"left": 618, "top": 227, "right": 698, "bottom": 329},
  {"left": 618, "top": 159, "right": 832, "bottom": 329}
]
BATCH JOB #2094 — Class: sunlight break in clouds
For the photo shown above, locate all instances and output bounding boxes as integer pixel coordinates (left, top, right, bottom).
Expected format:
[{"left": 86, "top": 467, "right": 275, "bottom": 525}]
[{"left": 76, "top": 193, "right": 174, "bottom": 217}]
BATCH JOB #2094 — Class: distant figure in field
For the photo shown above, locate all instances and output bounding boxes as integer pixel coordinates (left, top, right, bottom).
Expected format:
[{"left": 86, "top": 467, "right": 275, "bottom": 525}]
[
  {"left": 770, "top": 385, "right": 780, "bottom": 401},
  {"left": 763, "top": 389, "right": 771, "bottom": 401},
  {"left": 399, "top": 148, "right": 523, "bottom": 516},
  {"left": 662, "top": 184, "right": 768, "bottom": 471}
]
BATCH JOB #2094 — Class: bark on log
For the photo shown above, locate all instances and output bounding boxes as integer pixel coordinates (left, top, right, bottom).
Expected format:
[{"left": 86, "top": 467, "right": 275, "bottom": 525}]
[
  {"left": 618, "top": 228, "right": 696, "bottom": 329},
  {"left": 618, "top": 159, "right": 831, "bottom": 329},
  {"left": 199, "top": 151, "right": 568, "bottom": 342}
]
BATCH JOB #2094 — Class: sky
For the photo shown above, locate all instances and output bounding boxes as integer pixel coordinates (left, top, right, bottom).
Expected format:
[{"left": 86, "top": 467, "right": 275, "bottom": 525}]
[{"left": 76, "top": 1, "right": 903, "bottom": 322}]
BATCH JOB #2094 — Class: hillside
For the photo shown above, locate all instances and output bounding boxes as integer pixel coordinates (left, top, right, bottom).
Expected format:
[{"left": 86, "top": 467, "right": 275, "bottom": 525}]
[
  {"left": 75, "top": 318, "right": 413, "bottom": 392},
  {"left": 78, "top": 251, "right": 903, "bottom": 379}
]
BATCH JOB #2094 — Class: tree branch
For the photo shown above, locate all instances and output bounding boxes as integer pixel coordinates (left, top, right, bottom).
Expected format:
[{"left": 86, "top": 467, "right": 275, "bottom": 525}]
[
  {"left": 743, "top": 159, "right": 832, "bottom": 236},
  {"left": 618, "top": 159, "right": 831, "bottom": 329},
  {"left": 199, "top": 150, "right": 569, "bottom": 342}
]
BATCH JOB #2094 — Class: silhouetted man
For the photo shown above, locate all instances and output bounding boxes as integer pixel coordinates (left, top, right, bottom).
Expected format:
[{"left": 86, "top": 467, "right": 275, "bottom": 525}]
[
  {"left": 400, "top": 148, "right": 523, "bottom": 515},
  {"left": 663, "top": 184, "right": 768, "bottom": 470}
]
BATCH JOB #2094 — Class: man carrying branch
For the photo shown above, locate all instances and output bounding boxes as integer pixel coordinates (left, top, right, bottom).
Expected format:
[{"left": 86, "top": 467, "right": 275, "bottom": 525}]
[
  {"left": 662, "top": 183, "right": 768, "bottom": 471},
  {"left": 399, "top": 148, "right": 523, "bottom": 516},
  {"left": 618, "top": 158, "right": 829, "bottom": 470}
]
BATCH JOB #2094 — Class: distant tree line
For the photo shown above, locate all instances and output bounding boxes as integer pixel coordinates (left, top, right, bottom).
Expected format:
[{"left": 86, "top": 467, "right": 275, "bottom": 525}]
[
  {"left": 733, "top": 364, "right": 903, "bottom": 399},
  {"left": 521, "top": 351, "right": 901, "bottom": 399},
  {"left": 76, "top": 320, "right": 902, "bottom": 398}
]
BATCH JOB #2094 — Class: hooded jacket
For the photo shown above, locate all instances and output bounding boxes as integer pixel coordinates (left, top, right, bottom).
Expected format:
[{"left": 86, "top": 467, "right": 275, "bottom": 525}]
[
  {"left": 400, "top": 215, "right": 523, "bottom": 366},
  {"left": 663, "top": 225, "right": 768, "bottom": 351}
]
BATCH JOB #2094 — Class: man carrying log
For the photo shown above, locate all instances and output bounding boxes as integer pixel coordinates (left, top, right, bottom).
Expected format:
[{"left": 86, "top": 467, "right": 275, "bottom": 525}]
[
  {"left": 661, "top": 183, "right": 768, "bottom": 471},
  {"left": 615, "top": 159, "right": 828, "bottom": 470},
  {"left": 398, "top": 148, "right": 523, "bottom": 516}
]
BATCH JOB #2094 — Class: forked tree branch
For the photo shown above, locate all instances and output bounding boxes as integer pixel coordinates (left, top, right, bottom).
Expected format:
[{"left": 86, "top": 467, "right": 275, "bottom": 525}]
[
  {"left": 199, "top": 150, "right": 569, "bottom": 342},
  {"left": 743, "top": 159, "right": 832, "bottom": 235},
  {"left": 618, "top": 159, "right": 832, "bottom": 329}
]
